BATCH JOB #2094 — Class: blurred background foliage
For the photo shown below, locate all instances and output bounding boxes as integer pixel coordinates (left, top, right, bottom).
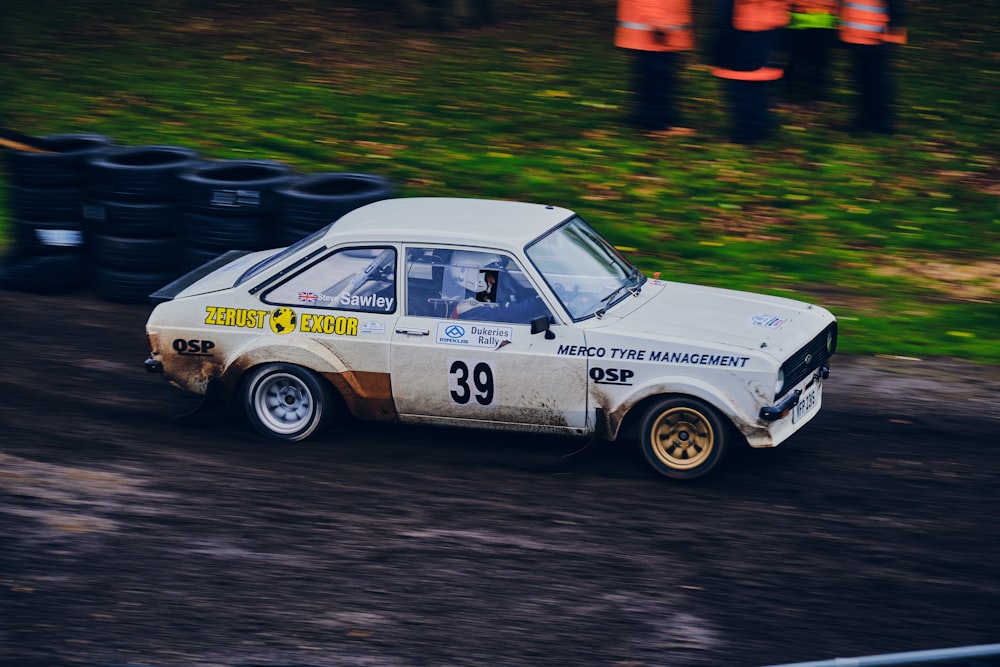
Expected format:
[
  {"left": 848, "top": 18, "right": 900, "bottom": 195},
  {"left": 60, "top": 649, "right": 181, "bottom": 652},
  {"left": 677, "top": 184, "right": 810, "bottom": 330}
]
[{"left": 0, "top": 0, "right": 997, "bottom": 361}]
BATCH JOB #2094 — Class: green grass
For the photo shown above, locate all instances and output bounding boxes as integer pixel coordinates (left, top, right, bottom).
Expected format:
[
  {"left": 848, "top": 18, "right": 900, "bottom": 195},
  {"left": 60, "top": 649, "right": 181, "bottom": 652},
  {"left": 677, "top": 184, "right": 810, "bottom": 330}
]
[{"left": 1, "top": 0, "right": 997, "bottom": 362}]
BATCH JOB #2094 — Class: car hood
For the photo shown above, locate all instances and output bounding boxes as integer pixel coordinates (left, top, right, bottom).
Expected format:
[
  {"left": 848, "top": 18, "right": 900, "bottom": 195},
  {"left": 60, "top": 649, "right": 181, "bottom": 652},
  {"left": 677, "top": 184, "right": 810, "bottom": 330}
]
[{"left": 593, "top": 279, "right": 834, "bottom": 357}]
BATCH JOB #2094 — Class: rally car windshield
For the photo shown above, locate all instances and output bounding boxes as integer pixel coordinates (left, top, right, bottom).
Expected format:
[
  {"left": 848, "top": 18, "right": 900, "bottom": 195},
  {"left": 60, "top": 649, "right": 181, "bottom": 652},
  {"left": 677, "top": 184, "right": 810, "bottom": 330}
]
[{"left": 526, "top": 216, "right": 644, "bottom": 321}]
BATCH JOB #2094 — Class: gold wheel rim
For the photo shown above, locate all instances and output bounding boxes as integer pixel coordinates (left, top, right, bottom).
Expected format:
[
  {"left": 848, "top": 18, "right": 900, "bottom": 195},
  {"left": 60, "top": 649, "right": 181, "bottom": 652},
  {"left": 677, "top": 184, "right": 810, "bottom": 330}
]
[{"left": 649, "top": 407, "right": 715, "bottom": 471}]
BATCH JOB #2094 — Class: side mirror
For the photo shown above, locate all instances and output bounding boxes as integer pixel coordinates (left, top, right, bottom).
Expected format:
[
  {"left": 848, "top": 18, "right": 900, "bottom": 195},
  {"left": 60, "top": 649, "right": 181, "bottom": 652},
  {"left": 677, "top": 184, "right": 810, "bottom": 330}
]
[{"left": 530, "top": 315, "right": 556, "bottom": 339}]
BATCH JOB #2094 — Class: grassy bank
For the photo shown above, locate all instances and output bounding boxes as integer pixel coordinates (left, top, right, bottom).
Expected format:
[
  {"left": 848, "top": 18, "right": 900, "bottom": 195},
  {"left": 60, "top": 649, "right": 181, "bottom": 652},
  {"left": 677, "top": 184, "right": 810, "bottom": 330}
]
[{"left": 1, "top": 0, "right": 997, "bottom": 362}]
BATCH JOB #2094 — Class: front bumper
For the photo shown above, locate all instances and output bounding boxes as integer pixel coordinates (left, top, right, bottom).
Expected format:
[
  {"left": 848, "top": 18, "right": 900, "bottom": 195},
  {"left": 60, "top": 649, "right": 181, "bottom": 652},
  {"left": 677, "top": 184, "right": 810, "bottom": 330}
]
[{"left": 759, "top": 365, "right": 830, "bottom": 421}]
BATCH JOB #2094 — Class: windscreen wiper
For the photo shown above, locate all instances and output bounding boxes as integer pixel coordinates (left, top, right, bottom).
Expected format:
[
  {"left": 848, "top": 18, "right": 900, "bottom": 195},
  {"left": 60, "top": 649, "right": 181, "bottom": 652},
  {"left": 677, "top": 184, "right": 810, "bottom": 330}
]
[{"left": 595, "top": 267, "right": 644, "bottom": 318}]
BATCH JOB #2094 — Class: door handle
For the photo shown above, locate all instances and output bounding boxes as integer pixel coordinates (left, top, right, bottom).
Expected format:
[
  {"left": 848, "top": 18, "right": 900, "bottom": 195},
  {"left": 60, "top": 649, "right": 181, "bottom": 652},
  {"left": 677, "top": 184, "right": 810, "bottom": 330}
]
[{"left": 395, "top": 327, "right": 430, "bottom": 336}]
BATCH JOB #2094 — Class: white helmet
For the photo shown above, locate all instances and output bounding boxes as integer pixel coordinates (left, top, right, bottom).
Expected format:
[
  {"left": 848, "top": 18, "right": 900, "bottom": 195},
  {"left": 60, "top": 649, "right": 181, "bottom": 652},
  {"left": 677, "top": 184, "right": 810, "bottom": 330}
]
[{"left": 443, "top": 251, "right": 502, "bottom": 300}]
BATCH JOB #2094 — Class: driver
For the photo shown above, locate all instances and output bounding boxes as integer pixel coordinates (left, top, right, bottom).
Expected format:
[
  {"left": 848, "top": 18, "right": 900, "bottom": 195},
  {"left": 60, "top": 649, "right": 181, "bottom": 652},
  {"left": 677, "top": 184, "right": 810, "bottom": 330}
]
[
  {"left": 443, "top": 251, "right": 501, "bottom": 305},
  {"left": 446, "top": 252, "right": 550, "bottom": 324}
]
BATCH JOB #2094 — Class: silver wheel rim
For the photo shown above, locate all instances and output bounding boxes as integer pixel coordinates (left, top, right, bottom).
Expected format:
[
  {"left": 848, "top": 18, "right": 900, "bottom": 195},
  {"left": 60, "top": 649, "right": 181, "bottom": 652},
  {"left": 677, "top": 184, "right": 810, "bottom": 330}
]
[{"left": 253, "top": 372, "right": 315, "bottom": 435}]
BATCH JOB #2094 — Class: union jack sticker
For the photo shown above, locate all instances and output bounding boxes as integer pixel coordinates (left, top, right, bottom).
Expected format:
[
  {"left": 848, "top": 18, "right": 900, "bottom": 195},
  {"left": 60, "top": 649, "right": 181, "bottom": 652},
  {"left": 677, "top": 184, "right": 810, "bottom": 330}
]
[{"left": 298, "top": 291, "right": 317, "bottom": 304}]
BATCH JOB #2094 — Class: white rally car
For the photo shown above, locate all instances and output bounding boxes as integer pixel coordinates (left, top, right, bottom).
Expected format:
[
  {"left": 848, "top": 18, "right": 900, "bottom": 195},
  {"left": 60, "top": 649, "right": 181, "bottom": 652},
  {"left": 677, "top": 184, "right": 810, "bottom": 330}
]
[{"left": 145, "top": 197, "right": 836, "bottom": 480}]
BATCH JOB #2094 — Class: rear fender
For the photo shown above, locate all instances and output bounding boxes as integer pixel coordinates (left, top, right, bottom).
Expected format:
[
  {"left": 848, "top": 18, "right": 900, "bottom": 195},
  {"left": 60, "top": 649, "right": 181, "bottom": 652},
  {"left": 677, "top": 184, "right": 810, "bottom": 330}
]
[
  {"left": 218, "top": 337, "right": 348, "bottom": 400},
  {"left": 217, "top": 338, "right": 396, "bottom": 422}
]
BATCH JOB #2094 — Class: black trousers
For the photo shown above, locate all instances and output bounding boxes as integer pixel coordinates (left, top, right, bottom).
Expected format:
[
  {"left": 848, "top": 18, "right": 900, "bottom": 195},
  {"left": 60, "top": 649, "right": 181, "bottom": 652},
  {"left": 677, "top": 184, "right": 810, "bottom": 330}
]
[
  {"left": 785, "top": 28, "right": 835, "bottom": 102},
  {"left": 724, "top": 78, "right": 774, "bottom": 144},
  {"left": 630, "top": 50, "right": 681, "bottom": 131},
  {"left": 848, "top": 42, "right": 894, "bottom": 133}
]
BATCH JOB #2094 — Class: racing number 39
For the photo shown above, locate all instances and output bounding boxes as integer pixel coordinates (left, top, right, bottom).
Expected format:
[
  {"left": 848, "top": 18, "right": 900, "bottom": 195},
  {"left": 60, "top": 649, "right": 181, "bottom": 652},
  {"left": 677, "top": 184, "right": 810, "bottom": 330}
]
[{"left": 449, "top": 359, "right": 495, "bottom": 406}]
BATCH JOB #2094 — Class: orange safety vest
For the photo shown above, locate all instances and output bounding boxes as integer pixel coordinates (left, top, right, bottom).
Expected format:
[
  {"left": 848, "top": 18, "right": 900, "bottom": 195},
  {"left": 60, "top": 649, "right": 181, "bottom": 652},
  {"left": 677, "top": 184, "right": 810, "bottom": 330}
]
[
  {"left": 710, "top": 66, "right": 785, "bottom": 81},
  {"left": 732, "top": 0, "right": 790, "bottom": 31},
  {"left": 790, "top": 0, "right": 838, "bottom": 12},
  {"left": 615, "top": 0, "right": 694, "bottom": 51},
  {"left": 839, "top": 0, "right": 890, "bottom": 44},
  {"left": 711, "top": 0, "right": 788, "bottom": 80}
]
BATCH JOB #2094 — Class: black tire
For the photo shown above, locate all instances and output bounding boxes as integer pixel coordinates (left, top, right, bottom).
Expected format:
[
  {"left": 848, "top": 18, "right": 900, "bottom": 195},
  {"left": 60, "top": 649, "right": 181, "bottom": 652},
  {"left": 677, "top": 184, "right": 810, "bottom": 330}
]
[
  {"left": 15, "top": 219, "right": 86, "bottom": 255},
  {"left": 0, "top": 251, "right": 87, "bottom": 294},
  {"left": 179, "top": 244, "right": 227, "bottom": 272},
  {"left": 276, "top": 172, "right": 394, "bottom": 230},
  {"left": 87, "top": 145, "right": 200, "bottom": 202},
  {"left": 10, "top": 184, "right": 83, "bottom": 221},
  {"left": 92, "top": 234, "right": 180, "bottom": 272},
  {"left": 7, "top": 133, "right": 112, "bottom": 188},
  {"left": 243, "top": 363, "right": 336, "bottom": 441},
  {"left": 270, "top": 223, "right": 319, "bottom": 248},
  {"left": 92, "top": 265, "right": 177, "bottom": 304},
  {"left": 638, "top": 397, "right": 730, "bottom": 481},
  {"left": 179, "top": 209, "right": 270, "bottom": 250},
  {"left": 177, "top": 159, "right": 295, "bottom": 216},
  {"left": 82, "top": 198, "right": 177, "bottom": 238}
]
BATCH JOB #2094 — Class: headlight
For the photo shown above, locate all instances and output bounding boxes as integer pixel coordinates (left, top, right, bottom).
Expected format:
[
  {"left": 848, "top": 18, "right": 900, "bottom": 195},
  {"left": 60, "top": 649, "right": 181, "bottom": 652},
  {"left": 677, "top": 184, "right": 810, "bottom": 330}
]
[
  {"left": 826, "top": 329, "right": 834, "bottom": 354},
  {"left": 774, "top": 369, "right": 785, "bottom": 397}
]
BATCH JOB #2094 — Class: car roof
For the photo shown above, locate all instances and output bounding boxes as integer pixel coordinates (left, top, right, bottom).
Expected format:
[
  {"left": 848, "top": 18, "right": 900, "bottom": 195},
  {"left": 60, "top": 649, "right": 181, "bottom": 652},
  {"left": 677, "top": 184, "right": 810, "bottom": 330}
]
[{"left": 321, "top": 197, "right": 576, "bottom": 251}]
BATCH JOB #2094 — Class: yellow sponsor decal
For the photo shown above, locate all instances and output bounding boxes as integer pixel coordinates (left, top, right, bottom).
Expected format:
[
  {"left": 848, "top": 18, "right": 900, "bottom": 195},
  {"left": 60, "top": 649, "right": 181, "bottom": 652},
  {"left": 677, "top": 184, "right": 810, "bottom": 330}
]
[
  {"left": 204, "top": 306, "right": 357, "bottom": 337},
  {"left": 268, "top": 307, "right": 297, "bottom": 334},
  {"left": 300, "top": 313, "right": 358, "bottom": 336},
  {"left": 204, "top": 306, "right": 269, "bottom": 330}
]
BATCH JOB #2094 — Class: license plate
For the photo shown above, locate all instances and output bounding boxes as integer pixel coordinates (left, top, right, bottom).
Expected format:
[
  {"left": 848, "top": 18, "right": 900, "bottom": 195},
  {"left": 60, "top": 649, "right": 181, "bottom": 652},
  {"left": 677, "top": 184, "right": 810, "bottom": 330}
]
[{"left": 792, "top": 383, "right": 821, "bottom": 423}]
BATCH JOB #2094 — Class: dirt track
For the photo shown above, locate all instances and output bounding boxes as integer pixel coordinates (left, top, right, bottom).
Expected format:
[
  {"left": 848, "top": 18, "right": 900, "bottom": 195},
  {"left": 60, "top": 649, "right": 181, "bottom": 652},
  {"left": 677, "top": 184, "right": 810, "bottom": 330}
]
[{"left": 1, "top": 289, "right": 998, "bottom": 667}]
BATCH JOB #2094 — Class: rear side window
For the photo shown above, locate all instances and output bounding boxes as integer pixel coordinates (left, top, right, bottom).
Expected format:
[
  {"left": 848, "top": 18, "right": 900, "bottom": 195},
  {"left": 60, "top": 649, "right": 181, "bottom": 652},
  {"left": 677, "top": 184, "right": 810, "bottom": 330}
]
[{"left": 262, "top": 247, "right": 397, "bottom": 314}]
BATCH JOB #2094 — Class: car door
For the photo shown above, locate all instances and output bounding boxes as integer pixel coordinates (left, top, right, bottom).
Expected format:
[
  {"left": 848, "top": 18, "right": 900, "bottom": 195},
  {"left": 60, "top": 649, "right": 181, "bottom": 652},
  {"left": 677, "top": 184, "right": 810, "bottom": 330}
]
[{"left": 390, "top": 246, "right": 590, "bottom": 434}]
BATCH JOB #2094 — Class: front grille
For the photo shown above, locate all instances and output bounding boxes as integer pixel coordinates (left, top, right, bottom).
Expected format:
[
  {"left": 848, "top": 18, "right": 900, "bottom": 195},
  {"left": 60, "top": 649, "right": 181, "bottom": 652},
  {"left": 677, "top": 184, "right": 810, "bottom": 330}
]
[{"left": 777, "top": 322, "right": 837, "bottom": 398}]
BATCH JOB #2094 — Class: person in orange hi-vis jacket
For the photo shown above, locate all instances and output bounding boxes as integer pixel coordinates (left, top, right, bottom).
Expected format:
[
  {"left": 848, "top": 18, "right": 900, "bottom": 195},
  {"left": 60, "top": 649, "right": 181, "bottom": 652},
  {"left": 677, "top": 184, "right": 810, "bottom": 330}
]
[
  {"left": 615, "top": 0, "right": 695, "bottom": 132},
  {"left": 709, "top": 0, "right": 791, "bottom": 144},
  {"left": 785, "top": 0, "right": 839, "bottom": 103},
  {"left": 840, "top": 0, "right": 906, "bottom": 134}
]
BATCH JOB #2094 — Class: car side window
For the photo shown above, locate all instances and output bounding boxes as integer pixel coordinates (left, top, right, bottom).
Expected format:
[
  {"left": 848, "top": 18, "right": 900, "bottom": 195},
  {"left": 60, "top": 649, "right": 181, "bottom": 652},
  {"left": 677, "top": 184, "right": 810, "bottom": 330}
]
[
  {"left": 405, "top": 247, "right": 550, "bottom": 324},
  {"left": 263, "top": 247, "right": 397, "bottom": 314}
]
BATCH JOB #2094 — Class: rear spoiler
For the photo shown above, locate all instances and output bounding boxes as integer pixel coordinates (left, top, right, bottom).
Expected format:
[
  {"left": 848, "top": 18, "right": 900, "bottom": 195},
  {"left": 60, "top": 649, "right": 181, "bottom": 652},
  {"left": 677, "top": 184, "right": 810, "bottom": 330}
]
[{"left": 148, "top": 250, "right": 253, "bottom": 306}]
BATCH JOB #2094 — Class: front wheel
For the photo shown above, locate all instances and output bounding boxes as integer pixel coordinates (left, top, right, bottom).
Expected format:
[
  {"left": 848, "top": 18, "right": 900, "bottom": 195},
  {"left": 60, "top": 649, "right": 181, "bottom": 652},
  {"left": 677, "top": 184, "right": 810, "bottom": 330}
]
[
  {"left": 639, "top": 397, "right": 729, "bottom": 480},
  {"left": 243, "top": 363, "right": 334, "bottom": 441}
]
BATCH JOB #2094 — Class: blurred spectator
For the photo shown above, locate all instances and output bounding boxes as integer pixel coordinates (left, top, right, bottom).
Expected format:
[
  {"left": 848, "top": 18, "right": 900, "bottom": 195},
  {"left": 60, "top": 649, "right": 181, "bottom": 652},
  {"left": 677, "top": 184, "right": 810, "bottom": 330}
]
[
  {"left": 401, "top": 0, "right": 497, "bottom": 29},
  {"left": 710, "top": 0, "right": 790, "bottom": 144},
  {"left": 615, "top": 0, "right": 695, "bottom": 133},
  {"left": 840, "top": 0, "right": 906, "bottom": 134},
  {"left": 785, "top": 0, "right": 839, "bottom": 103}
]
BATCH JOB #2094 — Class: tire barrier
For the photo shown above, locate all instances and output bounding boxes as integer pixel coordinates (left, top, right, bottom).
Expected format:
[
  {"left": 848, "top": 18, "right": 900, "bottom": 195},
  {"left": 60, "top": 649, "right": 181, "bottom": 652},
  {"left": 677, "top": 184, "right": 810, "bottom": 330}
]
[
  {"left": 176, "top": 159, "right": 296, "bottom": 271},
  {"left": 1, "top": 133, "right": 113, "bottom": 294},
  {"left": 273, "top": 172, "right": 394, "bottom": 247},
  {"left": 84, "top": 144, "right": 200, "bottom": 303},
  {"left": 87, "top": 144, "right": 201, "bottom": 202},
  {"left": 81, "top": 199, "right": 175, "bottom": 238},
  {"left": 10, "top": 184, "right": 85, "bottom": 221},
  {"left": 0, "top": 251, "right": 88, "bottom": 294},
  {"left": 180, "top": 209, "right": 273, "bottom": 249},
  {"left": 92, "top": 234, "right": 181, "bottom": 272},
  {"left": 2, "top": 136, "right": 395, "bottom": 303},
  {"left": 7, "top": 133, "right": 111, "bottom": 188},
  {"left": 15, "top": 219, "right": 87, "bottom": 257},
  {"left": 92, "top": 265, "right": 180, "bottom": 305},
  {"left": 180, "top": 241, "right": 233, "bottom": 273}
]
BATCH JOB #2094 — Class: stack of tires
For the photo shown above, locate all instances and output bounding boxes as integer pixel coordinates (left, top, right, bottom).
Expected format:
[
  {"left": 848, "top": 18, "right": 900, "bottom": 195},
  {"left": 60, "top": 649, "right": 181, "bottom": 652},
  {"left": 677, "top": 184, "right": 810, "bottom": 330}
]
[
  {"left": 273, "top": 172, "right": 394, "bottom": 247},
  {"left": 1, "top": 133, "right": 112, "bottom": 294},
  {"left": 176, "top": 159, "right": 296, "bottom": 272},
  {"left": 84, "top": 145, "right": 200, "bottom": 303}
]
